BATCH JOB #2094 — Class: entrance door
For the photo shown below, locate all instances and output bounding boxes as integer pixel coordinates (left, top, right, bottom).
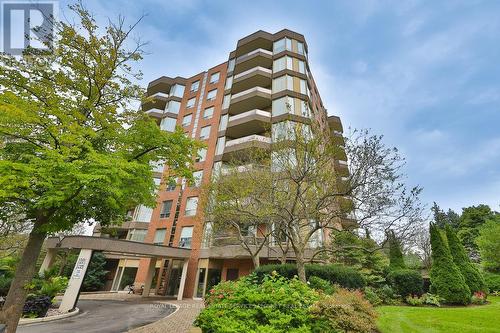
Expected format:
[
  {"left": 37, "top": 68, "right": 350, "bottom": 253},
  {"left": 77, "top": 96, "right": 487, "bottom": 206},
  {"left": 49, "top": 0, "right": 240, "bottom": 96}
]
[{"left": 166, "top": 259, "right": 183, "bottom": 297}]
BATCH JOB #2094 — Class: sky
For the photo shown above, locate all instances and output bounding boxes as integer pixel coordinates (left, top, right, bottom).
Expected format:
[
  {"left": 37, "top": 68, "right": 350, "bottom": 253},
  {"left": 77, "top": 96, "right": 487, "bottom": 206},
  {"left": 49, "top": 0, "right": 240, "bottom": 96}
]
[{"left": 59, "top": 0, "right": 500, "bottom": 214}]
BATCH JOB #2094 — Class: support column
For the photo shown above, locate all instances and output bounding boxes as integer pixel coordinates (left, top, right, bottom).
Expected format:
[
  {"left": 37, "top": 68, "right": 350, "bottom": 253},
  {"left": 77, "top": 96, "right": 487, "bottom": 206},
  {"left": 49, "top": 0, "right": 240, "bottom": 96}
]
[
  {"left": 59, "top": 249, "right": 93, "bottom": 312},
  {"left": 141, "top": 258, "right": 157, "bottom": 297},
  {"left": 177, "top": 259, "right": 189, "bottom": 301},
  {"left": 38, "top": 248, "right": 57, "bottom": 276}
]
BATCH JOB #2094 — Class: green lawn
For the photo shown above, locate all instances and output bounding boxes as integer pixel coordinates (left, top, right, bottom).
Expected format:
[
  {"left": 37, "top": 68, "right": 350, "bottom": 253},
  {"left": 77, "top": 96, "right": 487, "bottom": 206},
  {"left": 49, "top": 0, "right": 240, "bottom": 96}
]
[{"left": 377, "top": 296, "right": 500, "bottom": 333}]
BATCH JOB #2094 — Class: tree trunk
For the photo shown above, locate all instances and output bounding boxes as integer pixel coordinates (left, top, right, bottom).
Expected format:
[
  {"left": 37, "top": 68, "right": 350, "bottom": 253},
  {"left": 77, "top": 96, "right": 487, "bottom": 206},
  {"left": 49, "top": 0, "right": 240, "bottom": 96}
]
[
  {"left": 0, "top": 218, "right": 47, "bottom": 333},
  {"left": 251, "top": 254, "right": 260, "bottom": 269},
  {"left": 295, "top": 250, "right": 307, "bottom": 282}
]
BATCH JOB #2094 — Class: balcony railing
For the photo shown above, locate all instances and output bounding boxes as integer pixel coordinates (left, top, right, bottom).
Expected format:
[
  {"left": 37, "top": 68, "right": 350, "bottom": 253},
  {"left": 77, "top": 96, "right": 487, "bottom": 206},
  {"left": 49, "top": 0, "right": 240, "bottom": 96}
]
[
  {"left": 228, "top": 109, "right": 271, "bottom": 123},
  {"left": 149, "top": 92, "right": 169, "bottom": 99},
  {"left": 145, "top": 108, "right": 164, "bottom": 118},
  {"left": 236, "top": 48, "right": 273, "bottom": 62},
  {"left": 231, "top": 86, "right": 271, "bottom": 100},
  {"left": 234, "top": 66, "right": 272, "bottom": 80},
  {"left": 225, "top": 134, "right": 271, "bottom": 148}
]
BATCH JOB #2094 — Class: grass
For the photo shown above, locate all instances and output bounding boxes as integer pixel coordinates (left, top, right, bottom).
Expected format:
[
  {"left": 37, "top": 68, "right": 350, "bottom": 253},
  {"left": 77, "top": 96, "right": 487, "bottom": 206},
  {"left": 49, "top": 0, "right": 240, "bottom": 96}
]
[{"left": 376, "top": 296, "right": 500, "bottom": 333}]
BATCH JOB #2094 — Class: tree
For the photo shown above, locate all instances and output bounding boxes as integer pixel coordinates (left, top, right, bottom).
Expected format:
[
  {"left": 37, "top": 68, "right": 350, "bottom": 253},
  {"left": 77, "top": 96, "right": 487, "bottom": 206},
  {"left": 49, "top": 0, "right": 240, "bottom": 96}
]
[
  {"left": 82, "top": 252, "right": 108, "bottom": 291},
  {"left": 429, "top": 224, "right": 470, "bottom": 304},
  {"left": 476, "top": 220, "right": 500, "bottom": 273},
  {"left": 431, "top": 202, "right": 460, "bottom": 229},
  {"left": 445, "top": 225, "right": 486, "bottom": 293},
  {"left": 388, "top": 231, "right": 406, "bottom": 270},
  {"left": 414, "top": 225, "right": 432, "bottom": 269},
  {"left": 458, "top": 205, "right": 500, "bottom": 262},
  {"left": 0, "top": 4, "right": 198, "bottom": 331}
]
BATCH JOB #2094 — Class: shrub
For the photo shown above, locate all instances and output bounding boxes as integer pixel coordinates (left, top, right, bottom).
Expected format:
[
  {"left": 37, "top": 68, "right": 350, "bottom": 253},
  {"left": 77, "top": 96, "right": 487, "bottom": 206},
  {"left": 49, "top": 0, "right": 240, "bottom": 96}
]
[
  {"left": 0, "top": 275, "right": 12, "bottom": 296},
  {"left": 388, "top": 232, "right": 406, "bottom": 270},
  {"left": 39, "top": 276, "right": 69, "bottom": 298},
  {"left": 405, "top": 295, "right": 423, "bottom": 306},
  {"left": 429, "top": 224, "right": 471, "bottom": 304},
  {"left": 363, "top": 287, "right": 382, "bottom": 306},
  {"left": 308, "top": 276, "right": 336, "bottom": 295},
  {"left": 310, "top": 288, "right": 377, "bottom": 333},
  {"left": 483, "top": 271, "right": 500, "bottom": 293},
  {"left": 196, "top": 273, "right": 320, "bottom": 332},
  {"left": 22, "top": 295, "right": 52, "bottom": 318},
  {"left": 253, "top": 263, "right": 366, "bottom": 289},
  {"left": 387, "top": 269, "right": 423, "bottom": 297},
  {"left": 445, "top": 225, "right": 487, "bottom": 293},
  {"left": 421, "top": 293, "right": 442, "bottom": 307},
  {"left": 375, "top": 285, "right": 400, "bottom": 305},
  {"left": 471, "top": 291, "right": 487, "bottom": 305}
]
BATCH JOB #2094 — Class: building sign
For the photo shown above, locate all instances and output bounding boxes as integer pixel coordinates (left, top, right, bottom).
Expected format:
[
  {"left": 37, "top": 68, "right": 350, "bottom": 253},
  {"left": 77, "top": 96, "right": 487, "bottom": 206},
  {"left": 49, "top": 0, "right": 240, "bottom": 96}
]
[{"left": 72, "top": 257, "right": 87, "bottom": 279}]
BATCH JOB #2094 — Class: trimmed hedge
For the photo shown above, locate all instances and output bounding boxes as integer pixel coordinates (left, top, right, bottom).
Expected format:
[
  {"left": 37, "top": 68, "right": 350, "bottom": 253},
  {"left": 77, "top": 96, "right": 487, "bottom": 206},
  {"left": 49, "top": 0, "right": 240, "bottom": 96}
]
[
  {"left": 483, "top": 271, "right": 500, "bottom": 292},
  {"left": 386, "top": 269, "right": 423, "bottom": 297},
  {"left": 253, "top": 263, "right": 366, "bottom": 289}
]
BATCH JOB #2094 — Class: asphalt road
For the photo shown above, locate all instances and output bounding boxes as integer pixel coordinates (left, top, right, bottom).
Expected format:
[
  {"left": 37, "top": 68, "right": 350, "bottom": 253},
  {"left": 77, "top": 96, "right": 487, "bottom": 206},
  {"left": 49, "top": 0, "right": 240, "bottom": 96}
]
[{"left": 17, "top": 299, "right": 176, "bottom": 333}]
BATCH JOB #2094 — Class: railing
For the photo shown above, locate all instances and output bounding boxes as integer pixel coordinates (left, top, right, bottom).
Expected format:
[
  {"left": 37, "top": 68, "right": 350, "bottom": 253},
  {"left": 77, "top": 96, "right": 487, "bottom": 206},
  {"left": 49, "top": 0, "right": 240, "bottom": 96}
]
[
  {"left": 228, "top": 109, "right": 271, "bottom": 122},
  {"left": 150, "top": 92, "right": 169, "bottom": 99},
  {"left": 236, "top": 48, "right": 273, "bottom": 62},
  {"left": 231, "top": 86, "right": 272, "bottom": 100},
  {"left": 145, "top": 108, "right": 164, "bottom": 116},
  {"left": 234, "top": 66, "right": 272, "bottom": 80},
  {"left": 225, "top": 134, "right": 271, "bottom": 148}
]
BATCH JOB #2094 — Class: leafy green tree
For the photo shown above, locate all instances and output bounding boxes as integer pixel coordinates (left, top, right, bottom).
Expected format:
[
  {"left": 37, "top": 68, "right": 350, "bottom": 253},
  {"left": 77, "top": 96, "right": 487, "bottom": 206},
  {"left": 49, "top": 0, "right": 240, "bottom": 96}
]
[
  {"left": 458, "top": 205, "right": 500, "bottom": 261},
  {"left": 429, "top": 224, "right": 470, "bottom": 304},
  {"left": 0, "top": 4, "right": 198, "bottom": 331},
  {"left": 445, "top": 225, "right": 486, "bottom": 293},
  {"left": 431, "top": 202, "right": 460, "bottom": 229},
  {"left": 82, "top": 252, "right": 108, "bottom": 291},
  {"left": 388, "top": 231, "right": 406, "bottom": 270},
  {"left": 476, "top": 221, "right": 500, "bottom": 273}
]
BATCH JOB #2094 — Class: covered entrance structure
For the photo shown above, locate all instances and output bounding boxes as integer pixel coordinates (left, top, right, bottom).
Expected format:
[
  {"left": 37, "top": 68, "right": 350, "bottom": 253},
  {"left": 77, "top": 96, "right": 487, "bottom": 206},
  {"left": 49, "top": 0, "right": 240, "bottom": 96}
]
[{"left": 40, "top": 236, "right": 191, "bottom": 312}]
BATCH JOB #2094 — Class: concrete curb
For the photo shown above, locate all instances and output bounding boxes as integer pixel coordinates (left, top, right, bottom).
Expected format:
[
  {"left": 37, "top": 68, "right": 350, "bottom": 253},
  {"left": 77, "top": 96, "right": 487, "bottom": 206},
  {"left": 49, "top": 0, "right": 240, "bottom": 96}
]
[{"left": 18, "top": 307, "right": 80, "bottom": 326}]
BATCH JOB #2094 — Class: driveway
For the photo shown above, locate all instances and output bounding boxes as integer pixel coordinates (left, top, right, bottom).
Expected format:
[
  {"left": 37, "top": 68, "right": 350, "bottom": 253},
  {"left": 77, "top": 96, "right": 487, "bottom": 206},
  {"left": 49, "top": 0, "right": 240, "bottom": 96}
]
[{"left": 18, "top": 299, "right": 176, "bottom": 333}]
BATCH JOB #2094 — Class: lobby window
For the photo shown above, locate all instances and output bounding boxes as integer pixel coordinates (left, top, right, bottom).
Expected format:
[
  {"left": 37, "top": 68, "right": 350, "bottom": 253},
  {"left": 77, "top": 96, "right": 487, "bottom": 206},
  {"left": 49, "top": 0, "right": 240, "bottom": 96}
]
[
  {"left": 273, "top": 38, "right": 286, "bottom": 54},
  {"left": 160, "top": 200, "right": 173, "bottom": 218},
  {"left": 179, "top": 226, "right": 194, "bottom": 248},
  {"left": 191, "top": 80, "right": 200, "bottom": 92},
  {"left": 153, "top": 228, "right": 167, "bottom": 245},
  {"left": 196, "top": 147, "right": 207, "bottom": 162},
  {"left": 182, "top": 114, "right": 192, "bottom": 127},
  {"left": 200, "top": 125, "right": 211, "bottom": 140},
  {"left": 192, "top": 170, "right": 203, "bottom": 187},
  {"left": 186, "top": 97, "right": 196, "bottom": 109},
  {"left": 185, "top": 197, "right": 199, "bottom": 216},
  {"left": 224, "top": 76, "right": 233, "bottom": 90},
  {"left": 206, "top": 89, "right": 217, "bottom": 101},
  {"left": 170, "top": 84, "right": 185, "bottom": 98},
  {"left": 166, "top": 101, "right": 180, "bottom": 114},
  {"left": 210, "top": 72, "right": 220, "bottom": 84},
  {"left": 203, "top": 107, "right": 214, "bottom": 119},
  {"left": 160, "top": 117, "right": 176, "bottom": 132}
]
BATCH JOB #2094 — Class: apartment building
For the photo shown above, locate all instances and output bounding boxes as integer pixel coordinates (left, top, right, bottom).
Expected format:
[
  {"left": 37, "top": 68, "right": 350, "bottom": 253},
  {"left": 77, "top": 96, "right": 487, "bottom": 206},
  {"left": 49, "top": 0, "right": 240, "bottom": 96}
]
[{"left": 100, "top": 29, "right": 350, "bottom": 299}]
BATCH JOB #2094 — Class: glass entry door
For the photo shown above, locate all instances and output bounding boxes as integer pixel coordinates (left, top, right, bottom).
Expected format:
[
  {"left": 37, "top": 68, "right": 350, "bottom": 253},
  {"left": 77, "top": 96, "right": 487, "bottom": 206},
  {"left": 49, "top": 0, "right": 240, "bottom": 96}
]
[{"left": 166, "top": 259, "right": 183, "bottom": 297}]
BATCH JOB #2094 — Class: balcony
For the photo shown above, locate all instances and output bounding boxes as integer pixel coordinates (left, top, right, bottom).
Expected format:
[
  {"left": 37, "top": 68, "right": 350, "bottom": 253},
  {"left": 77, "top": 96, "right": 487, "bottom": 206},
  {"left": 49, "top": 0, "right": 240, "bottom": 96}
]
[
  {"left": 142, "top": 91, "right": 169, "bottom": 111},
  {"left": 226, "top": 109, "right": 271, "bottom": 138},
  {"left": 223, "top": 134, "right": 271, "bottom": 162},
  {"left": 145, "top": 108, "right": 164, "bottom": 118},
  {"left": 327, "top": 115, "right": 343, "bottom": 133},
  {"left": 228, "top": 87, "right": 272, "bottom": 115},
  {"left": 233, "top": 48, "right": 273, "bottom": 75},
  {"left": 231, "top": 66, "right": 272, "bottom": 95}
]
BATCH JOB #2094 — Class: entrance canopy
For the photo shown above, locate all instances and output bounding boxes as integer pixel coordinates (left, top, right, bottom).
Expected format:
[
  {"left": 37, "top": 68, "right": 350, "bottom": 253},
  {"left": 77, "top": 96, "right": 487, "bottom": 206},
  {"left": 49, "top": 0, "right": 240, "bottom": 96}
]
[{"left": 45, "top": 235, "right": 191, "bottom": 259}]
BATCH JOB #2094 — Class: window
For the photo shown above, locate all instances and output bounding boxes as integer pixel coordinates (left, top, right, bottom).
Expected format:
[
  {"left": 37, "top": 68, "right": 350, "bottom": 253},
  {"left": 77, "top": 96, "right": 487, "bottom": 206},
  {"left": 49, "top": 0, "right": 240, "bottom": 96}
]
[
  {"left": 272, "top": 121, "right": 311, "bottom": 141},
  {"left": 297, "top": 42, "right": 304, "bottom": 55},
  {"left": 286, "top": 38, "right": 292, "bottom": 51},
  {"left": 153, "top": 228, "right": 167, "bottom": 245},
  {"left": 192, "top": 170, "right": 203, "bottom": 187},
  {"left": 272, "top": 96, "right": 309, "bottom": 117},
  {"left": 300, "top": 79, "right": 308, "bottom": 95},
  {"left": 186, "top": 97, "right": 196, "bottom": 109},
  {"left": 228, "top": 58, "right": 235, "bottom": 72},
  {"left": 215, "top": 136, "right": 225, "bottom": 155},
  {"left": 224, "top": 76, "right": 233, "bottom": 90},
  {"left": 182, "top": 114, "right": 192, "bottom": 127},
  {"left": 166, "top": 179, "right": 177, "bottom": 191},
  {"left": 179, "top": 226, "right": 194, "bottom": 248},
  {"left": 160, "top": 200, "right": 173, "bottom": 218},
  {"left": 272, "top": 75, "right": 308, "bottom": 94},
  {"left": 210, "top": 72, "right": 220, "bottom": 84},
  {"left": 190, "top": 80, "right": 199, "bottom": 92},
  {"left": 273, "top": 57, "right": 286, "bottom": 72},
  {"left": 218, "top": 114, "right": 228, "bottom": 131},
  {"left": 170, "top": 84, "right": 185, "bottom": 98},
  {"left": 273, "top": 56, "right": 305, "bottom": 74},
  {"left": 160, "top": 117, "right": 176, "bottom": 132},
  {"left": 185, "top": 197, "right": 198, "bottom": 216},
  {"left": 298, "top": 60, "right": 305, "bottom": 74},
  {"left": 127, "top": 229, "right": 147, "bottom": 242},
  {"left": 206, "top": 89, "right": 217, "bottom": 101},
  {"left": 222, "top": 94, "right": 231, "bottom": 109},
  {"left": 166, "top": 101, "right": 180, "bottom": 114},
  {"left": 203, "top": 107, "right": 214, "bottom": 119},
  {"left": 273, "top": 38, "right": 286, "bottom": 54},
  {"left": 134, "top": 205, "right": 153, "bottom": 222},
  {"left": 200, "top": 125, "right": 211, "bottom": 140},
  {"left": 196, "top": 148, "right": 207, "bottom": 162}
]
